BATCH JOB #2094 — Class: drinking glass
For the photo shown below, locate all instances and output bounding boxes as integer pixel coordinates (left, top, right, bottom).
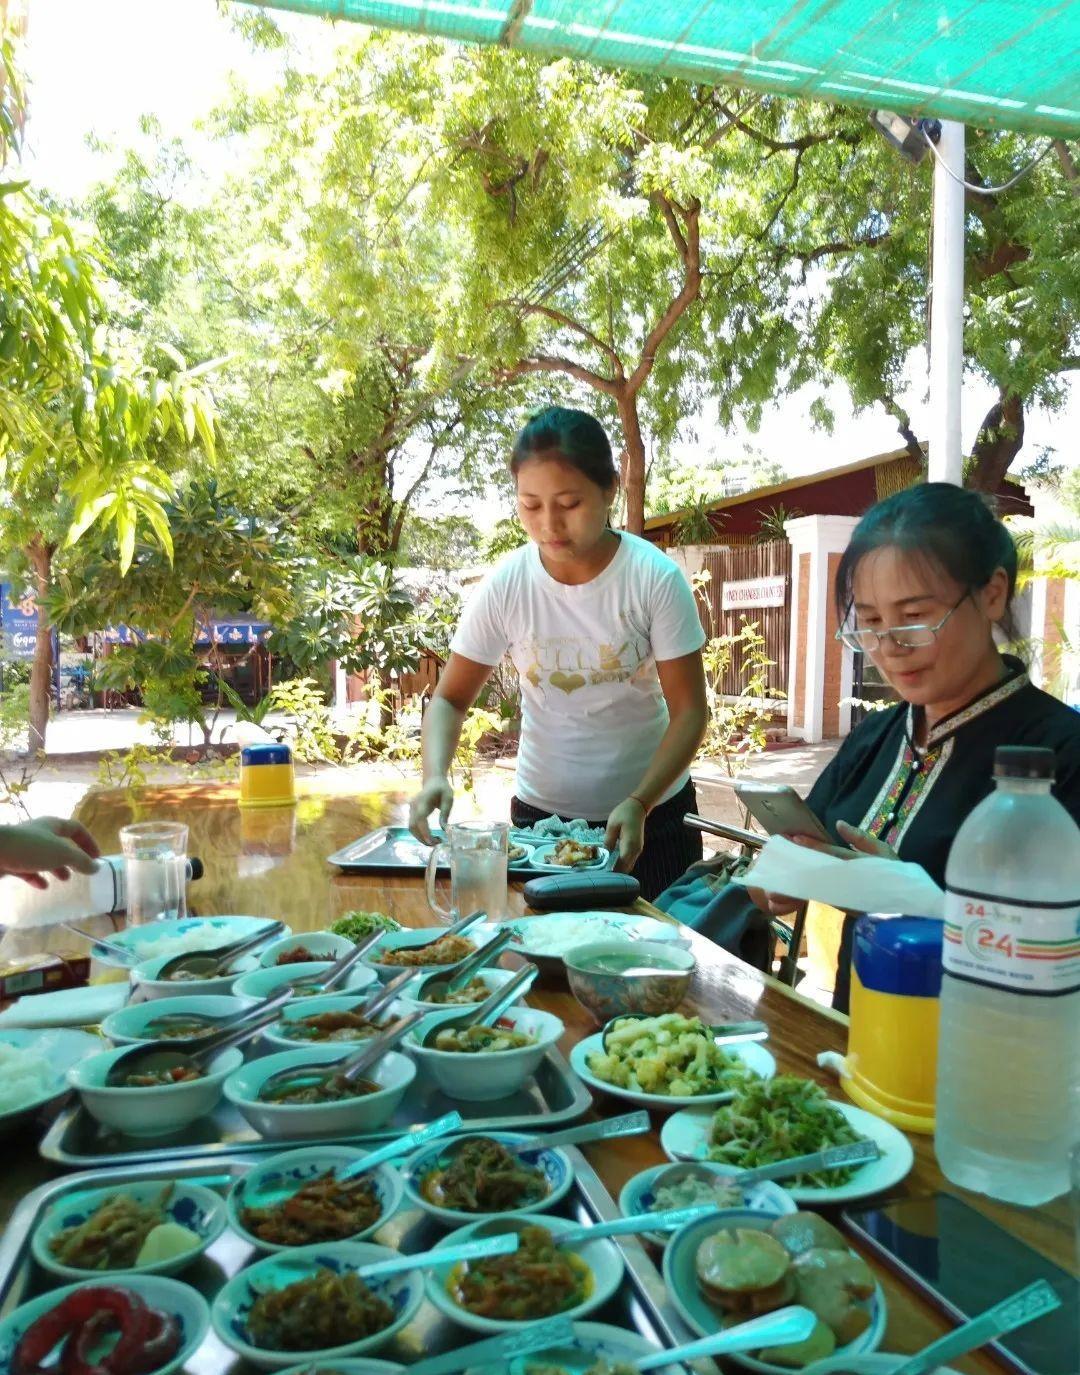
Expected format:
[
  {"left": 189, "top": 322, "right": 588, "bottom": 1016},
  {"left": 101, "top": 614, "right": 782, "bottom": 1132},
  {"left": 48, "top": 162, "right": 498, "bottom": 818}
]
[
  {"left": 119, "top": 821, "right": 189, "bottom": 926},
  {"left": 425, "top": 821, "right": 509, "bottom": 923}
]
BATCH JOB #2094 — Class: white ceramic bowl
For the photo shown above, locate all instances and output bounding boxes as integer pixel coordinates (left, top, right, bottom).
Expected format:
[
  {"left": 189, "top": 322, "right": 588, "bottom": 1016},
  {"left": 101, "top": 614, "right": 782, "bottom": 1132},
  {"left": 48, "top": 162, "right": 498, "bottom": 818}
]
[
  {"left": 211, "top": 1239, "right": 424, "bottom": 1370},
  {"left": 0, "top": 1273, "right": 209, "bottom": 1375},
  {"left": 261, "top": 994, "right": 408, "bottom": 1053},
  {"left": 361, "top": 925, "right": 496, "bottom": 983},
  {"left": 232, "top": 960, "right": 378, "bottom": 1005},
  {"left": 224, "top": 1045, "right": 416, "bottom": 1140},
  {"left": 425, "top": 1213, "right": 624, "bottom": 1334},
  {"left": 130, "top": 951, "right": 258, "bottom": 1000},
  {"left": 462, "top": 1320, "right": 691, "bottom": 1375},
  {"left": 32, "top": 1177, "right": 228, "bottom": 1280},
  {"left": 227, "top": 1144, "right": 404, "bottom": 1252},
  {"left": 662, "top": 1208, "right": 887, "bottom": 1374},
  {"left": 398, "top": 965, "right": 532, "bottom": 1016},
  {"left": 0, "top": 1028, "right": 101, "bottom": 1135},
  {"left": 401, "top": 1130, "right": 574, "bottom": 1227},
  {"left": 68, "top": 1043, "right": 243, "bottom": 1137},
  {"left": 406, "top": 1006, "right": 563, "bottom": 1102},
  {"left": 258, "top": 930, "right": 358, "bottom": 967},
  {"left": 101, "top": 994, "right": 249, "bottom": 1046},
  {"left": 618, "top": 1161, "right": 796, "bottom": 1248}
]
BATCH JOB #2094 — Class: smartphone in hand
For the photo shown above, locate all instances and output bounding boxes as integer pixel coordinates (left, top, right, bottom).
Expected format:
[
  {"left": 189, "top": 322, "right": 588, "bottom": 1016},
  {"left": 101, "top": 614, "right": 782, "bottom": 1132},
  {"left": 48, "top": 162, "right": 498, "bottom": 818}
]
[{"left": 733, "top": 781, "right": 832, "bottom": 844}]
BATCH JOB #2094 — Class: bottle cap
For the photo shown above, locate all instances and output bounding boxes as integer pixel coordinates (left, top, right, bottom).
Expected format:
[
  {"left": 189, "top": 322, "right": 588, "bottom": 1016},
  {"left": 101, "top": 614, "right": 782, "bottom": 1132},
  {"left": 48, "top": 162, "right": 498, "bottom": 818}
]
[
  {"left": 188, "top": 856, "right": 205, "bottom": 881},
  {"left": 993, "top": 746, "right": 1055, "bottom": 780}
]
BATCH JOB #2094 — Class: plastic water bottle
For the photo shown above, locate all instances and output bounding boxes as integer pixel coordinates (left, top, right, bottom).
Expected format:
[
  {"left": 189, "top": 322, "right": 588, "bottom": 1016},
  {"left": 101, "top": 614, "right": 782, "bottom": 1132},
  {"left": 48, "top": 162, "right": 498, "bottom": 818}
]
[
  {"left": 936, "top": 746, "right": 1080, "bottom": 1204},
  {"left": 0, "top": 855, "right": 204, "bottom": 929}
]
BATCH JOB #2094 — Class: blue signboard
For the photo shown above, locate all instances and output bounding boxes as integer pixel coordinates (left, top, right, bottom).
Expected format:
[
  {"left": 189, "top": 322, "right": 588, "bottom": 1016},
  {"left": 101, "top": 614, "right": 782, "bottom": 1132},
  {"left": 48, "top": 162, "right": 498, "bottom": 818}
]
[{"left": 1, "top": 583, "right": 43, "bottom": 660}]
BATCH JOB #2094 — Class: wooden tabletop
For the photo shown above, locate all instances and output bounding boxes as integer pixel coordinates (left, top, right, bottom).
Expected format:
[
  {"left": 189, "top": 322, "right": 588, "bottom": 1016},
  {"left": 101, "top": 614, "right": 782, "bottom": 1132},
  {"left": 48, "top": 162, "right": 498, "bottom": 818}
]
[{"left": 5, "top": 782, "right": 1073, "bottom": 1370}]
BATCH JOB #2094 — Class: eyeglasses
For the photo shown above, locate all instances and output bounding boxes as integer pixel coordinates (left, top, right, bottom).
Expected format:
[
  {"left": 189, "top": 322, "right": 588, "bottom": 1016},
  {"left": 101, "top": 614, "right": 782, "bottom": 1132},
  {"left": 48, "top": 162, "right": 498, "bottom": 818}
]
[{"left": 836, "top": 593, "right": 969, "bottom": 653}]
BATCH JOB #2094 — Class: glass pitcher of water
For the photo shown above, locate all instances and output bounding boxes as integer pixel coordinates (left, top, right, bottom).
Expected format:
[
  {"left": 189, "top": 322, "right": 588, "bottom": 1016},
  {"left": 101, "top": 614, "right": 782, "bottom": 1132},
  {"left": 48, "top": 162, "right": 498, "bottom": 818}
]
[{"left": 425, "top": 821, "right": 509, "bottom": 923}]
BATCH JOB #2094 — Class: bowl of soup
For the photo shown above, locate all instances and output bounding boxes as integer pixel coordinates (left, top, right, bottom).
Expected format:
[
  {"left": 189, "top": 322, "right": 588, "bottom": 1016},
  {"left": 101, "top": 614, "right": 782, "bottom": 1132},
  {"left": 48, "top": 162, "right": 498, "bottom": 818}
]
[{"left": 564, "top": 940, "right": 695, "bottom": 1024}]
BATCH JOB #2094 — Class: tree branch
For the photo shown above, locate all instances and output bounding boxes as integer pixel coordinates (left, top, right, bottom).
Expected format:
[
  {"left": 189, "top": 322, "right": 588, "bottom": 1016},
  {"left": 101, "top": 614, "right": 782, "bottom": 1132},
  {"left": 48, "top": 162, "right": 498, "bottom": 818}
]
[
  {"left": 512, "top": 301, "right": 624, "bottom": 376},
  {"left": 881, "top": 396, "right": 924, "bottom": 464},
  {"left": 390, "top": 417, "right": 460, "bottom": 553},
  {"left": 651, "top": 191, "right": 687, "bottom": 261},
  {"left": 497, "top": 355, "right": 621, "bottom": 395},
  {"left": 1053, "top": 139, "right": 1080, "bottom": 194},
  {"left": 626, "top": 200, "right": 701, "bottom": 397},
  {"left": 713, "top": 103, "right": 860, "bottom": 156}
]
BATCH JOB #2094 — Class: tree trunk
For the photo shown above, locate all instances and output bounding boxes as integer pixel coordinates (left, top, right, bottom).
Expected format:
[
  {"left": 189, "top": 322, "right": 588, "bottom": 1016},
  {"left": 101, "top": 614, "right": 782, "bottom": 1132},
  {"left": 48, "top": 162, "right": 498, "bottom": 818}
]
[
  {"left": 26, "top": 537, "right": 54, "bottom": 757},
  {"left": 968, "top": 389, "right": 1025, "bottom": 493},
  {"left": 617, "top": 391, "right": 647, "bottom": 535}
]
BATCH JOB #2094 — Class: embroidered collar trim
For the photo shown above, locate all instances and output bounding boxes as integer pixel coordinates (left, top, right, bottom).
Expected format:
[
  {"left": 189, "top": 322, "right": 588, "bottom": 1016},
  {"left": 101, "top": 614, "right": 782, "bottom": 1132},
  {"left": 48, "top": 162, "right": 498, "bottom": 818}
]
[{"left": 906, "top": 667, "right": 1029, "bottom": 749}]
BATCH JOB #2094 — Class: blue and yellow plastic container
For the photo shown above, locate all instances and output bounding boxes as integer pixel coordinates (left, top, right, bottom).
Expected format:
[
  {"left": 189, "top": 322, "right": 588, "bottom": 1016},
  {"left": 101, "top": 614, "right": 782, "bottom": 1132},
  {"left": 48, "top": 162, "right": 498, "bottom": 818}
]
[
  {"left": 841, "top": 914, "right": 943, "bottom": 1135},
  {"left": 238, "top": 743, "right": 296, "bottom": 809}
]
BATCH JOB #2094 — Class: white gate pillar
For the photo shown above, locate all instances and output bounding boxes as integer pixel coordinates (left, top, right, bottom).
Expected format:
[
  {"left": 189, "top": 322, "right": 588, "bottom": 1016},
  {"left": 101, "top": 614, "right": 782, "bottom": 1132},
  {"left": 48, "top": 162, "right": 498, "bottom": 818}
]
[{"left": 786, "top": 515, "right": 860, "bottom": 742}]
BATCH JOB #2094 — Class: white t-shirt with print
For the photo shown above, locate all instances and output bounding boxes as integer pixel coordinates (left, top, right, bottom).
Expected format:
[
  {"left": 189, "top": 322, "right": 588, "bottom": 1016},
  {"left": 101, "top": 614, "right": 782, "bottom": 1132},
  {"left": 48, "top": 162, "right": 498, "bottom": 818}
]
[{"left": 451, "top": 532, "right": 706, "bottom": 820}]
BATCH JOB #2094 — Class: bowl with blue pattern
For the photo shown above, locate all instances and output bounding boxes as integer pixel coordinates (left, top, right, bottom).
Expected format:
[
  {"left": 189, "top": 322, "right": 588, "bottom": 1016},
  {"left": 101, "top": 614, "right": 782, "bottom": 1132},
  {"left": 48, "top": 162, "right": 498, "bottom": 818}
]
[
  {"left": 31, "top": 1177, "right": 228, "bottom": 1281},
  {"left": 211, "top": 1239, "right": 424, "bottom": 1370},
  {"left": 0, "top": 1274, "right": 209, "bottom": 1375},
  {"left": 462, "top": 1319, "right": 691, "bottom": 1374},
  {"left": 227, "top": 1144, "right": 404, "bottom": 1253},
  {"left": 619, "top": 1160, "right": 796, "bottom": 1247},
  {"left": 402, "top": 1130, "right": 574, "bottom": 1227}
]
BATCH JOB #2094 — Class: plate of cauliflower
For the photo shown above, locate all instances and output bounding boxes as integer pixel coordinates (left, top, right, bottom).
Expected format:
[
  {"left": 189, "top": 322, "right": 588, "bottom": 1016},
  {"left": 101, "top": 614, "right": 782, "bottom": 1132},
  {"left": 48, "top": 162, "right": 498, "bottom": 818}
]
[{"left": 569, "top": 1013, "right": 775, "bottom": 1107}]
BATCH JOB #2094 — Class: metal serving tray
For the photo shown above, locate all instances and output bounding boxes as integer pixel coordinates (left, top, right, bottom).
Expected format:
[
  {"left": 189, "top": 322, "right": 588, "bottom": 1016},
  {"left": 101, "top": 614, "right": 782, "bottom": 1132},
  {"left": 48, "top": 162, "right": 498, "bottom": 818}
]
[
  {"left": 328, "top": 826, "right": 447, "bottom": 874},
  {"left": 39, "top": 1049, "right": 592, "bottom": 1168},
  {"left": 0, "top": 1147, "right": 708, "bottom": 1371}
]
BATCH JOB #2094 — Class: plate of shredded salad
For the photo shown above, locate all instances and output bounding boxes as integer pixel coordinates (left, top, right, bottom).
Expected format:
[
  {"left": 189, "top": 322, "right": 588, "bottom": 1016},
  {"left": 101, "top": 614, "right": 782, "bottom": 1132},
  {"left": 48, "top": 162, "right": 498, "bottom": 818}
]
[{"left": 659, "top": 1074, "right": 914, "bottom": 1203}]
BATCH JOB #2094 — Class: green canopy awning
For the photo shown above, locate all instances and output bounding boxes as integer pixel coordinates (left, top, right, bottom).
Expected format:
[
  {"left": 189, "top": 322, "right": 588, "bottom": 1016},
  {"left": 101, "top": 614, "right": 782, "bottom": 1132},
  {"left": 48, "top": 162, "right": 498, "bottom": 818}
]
[{"left": 242, "top": 1, "right": 1080, "bottom": 136}]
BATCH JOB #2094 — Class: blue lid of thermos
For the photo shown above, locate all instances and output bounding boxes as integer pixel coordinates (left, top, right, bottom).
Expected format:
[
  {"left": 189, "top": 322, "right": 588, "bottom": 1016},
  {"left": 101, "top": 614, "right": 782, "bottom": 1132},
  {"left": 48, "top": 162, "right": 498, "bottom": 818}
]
[
  {"left": 853, "top": 914, "right": 945, "bottom": 998},
  {"left": 240, "top": 743, "right": 292, "bottom": 766}
]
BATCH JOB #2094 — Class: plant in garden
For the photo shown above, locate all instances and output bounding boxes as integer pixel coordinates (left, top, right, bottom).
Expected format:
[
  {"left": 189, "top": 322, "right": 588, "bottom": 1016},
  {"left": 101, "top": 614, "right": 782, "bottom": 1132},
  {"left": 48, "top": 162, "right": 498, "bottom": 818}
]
[
  {"left": 674, "top": 495, "right": 723, "bottom": 546},
  {"left": 0, "top": 683, "right": 35, "bottom": 816},
  {"left": 755, "top": 504, "right": 804, "bottom": 543},
  {"left": 698, "top": 619, "right": 780, "bottom": 820},
  {"left": 264, "top": 678, "right": 339, "bottom": 763}
]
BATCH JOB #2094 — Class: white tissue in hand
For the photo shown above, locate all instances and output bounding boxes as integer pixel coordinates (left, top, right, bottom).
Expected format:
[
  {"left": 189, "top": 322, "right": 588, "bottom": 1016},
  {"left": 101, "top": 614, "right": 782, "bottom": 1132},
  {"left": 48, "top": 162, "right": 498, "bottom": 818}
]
[{"left": 734, "top": 835, "right": 945, "bottom": 918}]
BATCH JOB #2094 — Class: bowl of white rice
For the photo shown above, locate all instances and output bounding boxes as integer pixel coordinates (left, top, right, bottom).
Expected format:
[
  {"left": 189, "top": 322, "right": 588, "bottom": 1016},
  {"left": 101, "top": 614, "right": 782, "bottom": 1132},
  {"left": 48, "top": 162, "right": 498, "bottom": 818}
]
[{"left": 0, "top": 1028, "right": 102, "bottom": 1134}]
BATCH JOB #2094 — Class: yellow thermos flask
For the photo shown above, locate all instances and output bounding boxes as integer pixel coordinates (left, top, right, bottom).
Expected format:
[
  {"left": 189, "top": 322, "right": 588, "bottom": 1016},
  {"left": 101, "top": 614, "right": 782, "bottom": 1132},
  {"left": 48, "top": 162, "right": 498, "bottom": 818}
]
[
  {"left": 842, "top": 914, "right": 944, "bottom": 1135},
  {"left": 238, "top": 742, "right": 296, "bottom": 809}
]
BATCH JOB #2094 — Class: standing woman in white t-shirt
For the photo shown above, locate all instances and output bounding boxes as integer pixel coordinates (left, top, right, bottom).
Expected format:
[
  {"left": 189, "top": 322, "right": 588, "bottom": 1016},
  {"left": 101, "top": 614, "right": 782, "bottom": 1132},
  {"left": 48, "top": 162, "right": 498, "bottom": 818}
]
[{"left": 408, "top": 407, "right": 708, "bottom": 899}]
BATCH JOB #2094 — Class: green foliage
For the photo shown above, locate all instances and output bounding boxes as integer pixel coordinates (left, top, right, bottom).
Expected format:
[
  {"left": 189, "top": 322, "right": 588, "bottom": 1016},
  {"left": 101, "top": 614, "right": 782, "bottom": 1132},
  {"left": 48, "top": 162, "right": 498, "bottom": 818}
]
[
  {"left": 0, "top": 683, "right": 34, "bottom": 815},
  {"left": 398, "top": 515, "right": 483, "bottom": 571},
  {"left": 265, "top": 677, "right": 338, "bottom": 763},
  {"left": 482, "top": 518, "right": 528, "bottom": 563},
  {"left": 698, "top": 618, "right": 780, "bottom": 792},
  {"left": 755, "top": 504, "right": 804, "bottom": 543},
  {"left": 674, "top": 495, "right": 722, "bottom": 546},
  {"left": 95, "top": 740, "right": 166, "bottom": 793}
]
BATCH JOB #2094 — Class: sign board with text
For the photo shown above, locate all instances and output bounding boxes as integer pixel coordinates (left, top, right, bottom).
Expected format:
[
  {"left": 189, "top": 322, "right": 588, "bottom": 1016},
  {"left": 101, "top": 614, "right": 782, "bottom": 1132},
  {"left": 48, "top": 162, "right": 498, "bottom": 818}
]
[
  {"left": 721, "top": 575, "right": 788, "bottom": 611},
  {"left": 1, "top": 583, "right": 41, "bottom": 660}
]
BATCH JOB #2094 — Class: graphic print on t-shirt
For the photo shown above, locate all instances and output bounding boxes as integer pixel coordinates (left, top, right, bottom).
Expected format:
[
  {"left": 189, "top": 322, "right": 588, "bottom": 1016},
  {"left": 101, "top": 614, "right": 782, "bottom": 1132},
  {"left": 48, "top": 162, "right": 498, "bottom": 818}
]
[{"left": 517, "top": 620, "right": 652, "bottom": 696}]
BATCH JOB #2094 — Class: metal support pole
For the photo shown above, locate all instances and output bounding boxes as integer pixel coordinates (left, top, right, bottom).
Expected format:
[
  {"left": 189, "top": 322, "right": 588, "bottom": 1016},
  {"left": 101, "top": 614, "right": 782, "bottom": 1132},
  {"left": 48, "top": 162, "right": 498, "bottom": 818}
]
[{"left": 928, "top": 119, "right": 965, "bottom": 485}]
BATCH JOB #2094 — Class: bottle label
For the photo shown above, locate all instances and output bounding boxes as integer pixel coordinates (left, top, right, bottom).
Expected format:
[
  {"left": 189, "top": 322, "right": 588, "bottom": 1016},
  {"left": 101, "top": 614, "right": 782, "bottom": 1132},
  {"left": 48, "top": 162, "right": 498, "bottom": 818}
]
[{"left": 944, "top": 887, "right": 1080, "bottom": 996}]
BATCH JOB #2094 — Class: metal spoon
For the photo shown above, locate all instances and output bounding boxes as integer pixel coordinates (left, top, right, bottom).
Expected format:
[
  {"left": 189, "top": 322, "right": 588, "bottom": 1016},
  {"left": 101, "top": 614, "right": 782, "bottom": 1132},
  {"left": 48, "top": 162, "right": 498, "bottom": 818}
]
[
  {"left": 61, "top": 923, "right": 138, "bottom": 965},
  {"left": 418, "top": 963, "right": 538, "bottom": 1048},
  {"left": 263, "top": 930, "right": 384, "bottom": 997},
  {"left": 663, "top": 1136, "right": 881, "bottom": 1179},
  {"left": 382, "top": 909, "right": 486, "bottom": 960},
  {"left": 868, "top": 1279, "right": 1062, "bottom": 1375},
  {"left": 410, "top": 929, "right": 514, "bottom": 1003},
  {"left": 151, "top": 920, "right": 287, "bottom": 982},
  {"left": 104, "top": 987, "right": 294, "bottom": 1086},
  {"left": 142, "top": 992, "right": 296, "bottom": 1040},
  {"left": 600, "top": 1011, "right": 768, "bottom": 1051},
  {"left": 257, "top": 1010, "right": 425, "bottom": 1101}
]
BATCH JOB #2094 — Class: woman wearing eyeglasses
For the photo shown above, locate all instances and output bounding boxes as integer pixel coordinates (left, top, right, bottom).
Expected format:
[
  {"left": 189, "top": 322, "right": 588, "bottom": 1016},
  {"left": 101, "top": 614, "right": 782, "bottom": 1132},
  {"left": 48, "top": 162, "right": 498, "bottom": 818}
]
[{"left": 666, "top": 482, "right": 1080, "bottom": 1006}]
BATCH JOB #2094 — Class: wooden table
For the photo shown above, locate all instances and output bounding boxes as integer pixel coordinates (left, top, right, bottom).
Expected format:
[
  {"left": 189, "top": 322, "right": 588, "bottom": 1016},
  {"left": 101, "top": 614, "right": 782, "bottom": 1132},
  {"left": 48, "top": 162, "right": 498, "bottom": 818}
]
[{"left": 6, "top": 782, "right": 1073, "bottom": 1371}]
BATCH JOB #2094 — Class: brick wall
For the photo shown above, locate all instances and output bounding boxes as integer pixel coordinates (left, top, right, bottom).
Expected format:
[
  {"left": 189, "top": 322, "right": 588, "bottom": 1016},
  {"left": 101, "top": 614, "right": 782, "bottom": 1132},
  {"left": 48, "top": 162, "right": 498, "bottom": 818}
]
[{"left": 821, "top": 552, "right": 843, "bottom": 736}]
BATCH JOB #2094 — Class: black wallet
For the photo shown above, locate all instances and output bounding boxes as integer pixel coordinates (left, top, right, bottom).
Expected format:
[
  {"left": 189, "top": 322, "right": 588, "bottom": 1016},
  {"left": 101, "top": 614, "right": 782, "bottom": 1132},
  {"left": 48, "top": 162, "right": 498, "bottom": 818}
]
[{"left": 522, "top": 871, "right": 641, "bottom": 911}]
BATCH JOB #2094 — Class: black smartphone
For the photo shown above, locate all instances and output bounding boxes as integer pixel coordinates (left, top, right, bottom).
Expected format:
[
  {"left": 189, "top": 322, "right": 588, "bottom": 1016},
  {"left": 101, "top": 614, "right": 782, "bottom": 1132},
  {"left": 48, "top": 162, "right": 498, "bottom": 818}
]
[{"left": 843, "top": 1194, "right": 1079, "bottom": 1375}]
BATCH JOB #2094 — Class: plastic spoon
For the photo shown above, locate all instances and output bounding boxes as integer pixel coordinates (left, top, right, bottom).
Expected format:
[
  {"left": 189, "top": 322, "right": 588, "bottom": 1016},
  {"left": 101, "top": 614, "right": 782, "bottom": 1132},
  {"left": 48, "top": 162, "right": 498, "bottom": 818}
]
[
  {"left": 151, "top": 920, "right": 287, "bottom": 981},
  {"left": 257, "top": 1010, "right": 425, "bottom": 1100},
  {"left": 499, "top": 1305, "right": 818, "bottom": 1375},
  {"left": 657, "top": 1137, "right": 881, "bottom": 1184},
  {"left": 600, "top": 1011, "right": 768, "bottom": 1051},
  {"left": 418, "top": 963, "right": 539, "bottom": 1048},
  {"left": 345, "top": 1231, "right": 518, "bottom": 1283},
  {"left": 334, "top": 1111, "right": 464, "bottom": 1181},
  {"left": 448, "top": 1110, "right": 652, "bottom": 1162},
  {"left": 406, "top": 1317, "right": 578, "bottom": 1375},
  {"left": 879, "top": 1280, "right": 1062, "bottom": 1375},
  {"left": 103, "top": 987, "right": 294, "bottom": 1085},
  {"left": 410, "top": 929, "right": 515, "bottom": 1003},
  {"left": 553, "top": 1203, "right": 720, "bottom": 1246}
]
